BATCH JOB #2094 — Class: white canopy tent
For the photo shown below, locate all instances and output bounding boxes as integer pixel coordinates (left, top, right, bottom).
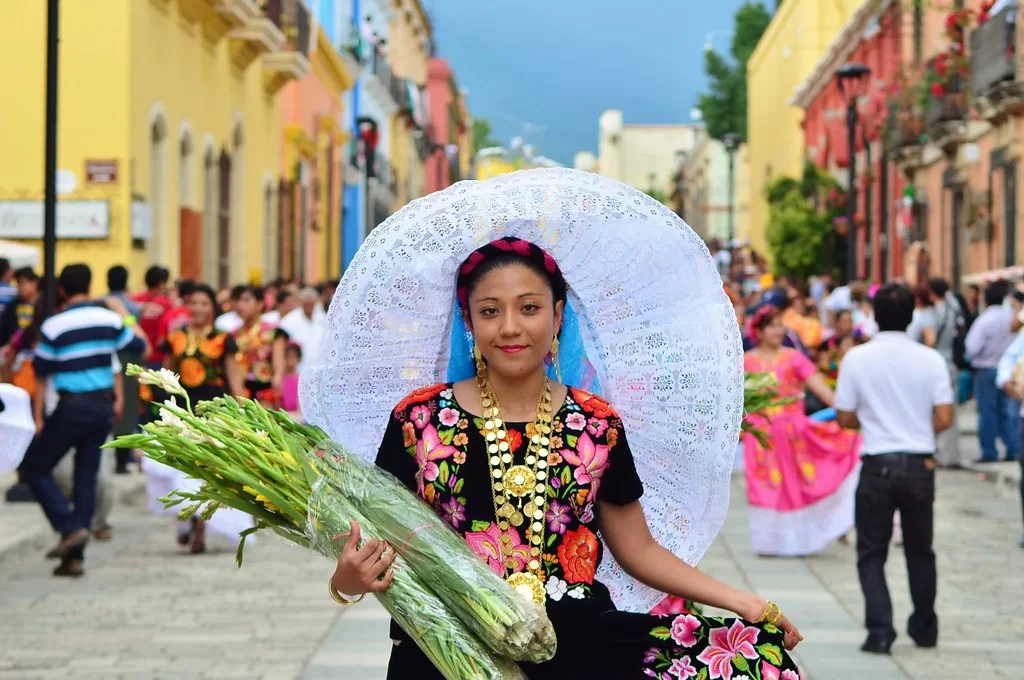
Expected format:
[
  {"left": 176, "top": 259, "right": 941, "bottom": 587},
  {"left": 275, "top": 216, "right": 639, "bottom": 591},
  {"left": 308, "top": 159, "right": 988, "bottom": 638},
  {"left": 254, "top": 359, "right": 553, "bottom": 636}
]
[{"left": 0, "top": 240, "right": 40, "bottom": 269}]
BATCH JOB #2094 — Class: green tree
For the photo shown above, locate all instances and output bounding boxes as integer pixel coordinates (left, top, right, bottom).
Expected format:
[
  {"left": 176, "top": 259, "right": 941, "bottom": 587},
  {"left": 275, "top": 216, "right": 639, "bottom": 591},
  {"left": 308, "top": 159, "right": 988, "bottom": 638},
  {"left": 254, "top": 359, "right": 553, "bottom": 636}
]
[
  {"left": 471, "top": 118, "right": 500, "bottom": 154},
  {"left": 697, "top": 2, "right": 773, "bottom": 142},
  {"left": 764, "top": 162, "right": 845, "bottom": 279}
]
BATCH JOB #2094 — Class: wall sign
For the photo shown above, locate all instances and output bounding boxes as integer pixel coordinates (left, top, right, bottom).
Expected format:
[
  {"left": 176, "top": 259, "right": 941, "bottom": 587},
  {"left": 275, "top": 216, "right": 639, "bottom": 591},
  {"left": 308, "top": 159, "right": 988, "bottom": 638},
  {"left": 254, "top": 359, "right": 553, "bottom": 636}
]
[
  {"left": 0, "top": 200, "right": 110, "bottom": 239},
  {"left": 85, "top": 159, "right": 119, "bottom": 184},
  {"left": 131, "top": 200, "right": 152, "bottom": 240}
]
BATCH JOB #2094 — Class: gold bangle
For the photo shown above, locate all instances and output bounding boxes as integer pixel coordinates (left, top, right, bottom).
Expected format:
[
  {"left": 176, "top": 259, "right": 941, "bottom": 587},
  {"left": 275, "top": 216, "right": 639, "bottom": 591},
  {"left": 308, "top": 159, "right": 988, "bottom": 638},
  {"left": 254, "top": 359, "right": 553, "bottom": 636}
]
[
  {"left": 757, "top": 601, "right": 782, "bottom": 625},
  {"left": 328, "top": 580, "right": 365, "bottom": 606}
]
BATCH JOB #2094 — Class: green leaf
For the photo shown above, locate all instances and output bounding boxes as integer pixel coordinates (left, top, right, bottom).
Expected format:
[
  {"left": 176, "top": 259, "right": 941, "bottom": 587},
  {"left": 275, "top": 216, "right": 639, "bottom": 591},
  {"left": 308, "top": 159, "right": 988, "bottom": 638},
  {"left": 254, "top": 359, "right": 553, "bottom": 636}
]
[
  {"left": 696, "top": 669, "right": 708, "bottom": 680},
  {"left": 560, "top": 466, "right": 572, "bottom": 485},
  {"left": 757, "top": 643, "right": 783, "bottom": 666},
  {"left": 438, "top": 428, "right": 455, "bottom": 445},
  {"left": 234, "top": 523, "right": 264, "bottom": 567},
  {"left": 438, "top": 461, "right": 450, "bottom": 485},
  {"left": 566, "top": 435, "right": 578, "bottom": 448},
  {"left": 649, "top": 626, "right": 672, "bottom": 641},
  {"left": 453, "top": 478, "right": 464, "bottom": 493},
  {"left": 473, "top": 417, "right": 486, "bottom": 430},
  {"left": 470, "top": 520, "right": 491, "bottom": 532},
  {"left": 732, "top": 654, "right": 749, "bottom": 672},
  {"left": 546, "top": 533, "right": 557, "bottom": 547}
]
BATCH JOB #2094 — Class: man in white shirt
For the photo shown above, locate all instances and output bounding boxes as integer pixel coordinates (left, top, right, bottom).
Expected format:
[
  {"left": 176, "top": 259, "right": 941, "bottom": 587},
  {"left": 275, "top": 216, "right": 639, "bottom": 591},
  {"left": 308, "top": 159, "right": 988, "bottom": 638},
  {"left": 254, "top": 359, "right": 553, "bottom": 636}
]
[
  {"left": 995, "top": 327, "right": 1024, "bottom": 548},
  {"left": 835, "top": 283, "right": 954, "bottom": 655},
  {"left": 261, "top": 289, "right": 298, "bottom": 326},
  {"left": 279, "top": 287, "right": 325, "bottom": 373}
]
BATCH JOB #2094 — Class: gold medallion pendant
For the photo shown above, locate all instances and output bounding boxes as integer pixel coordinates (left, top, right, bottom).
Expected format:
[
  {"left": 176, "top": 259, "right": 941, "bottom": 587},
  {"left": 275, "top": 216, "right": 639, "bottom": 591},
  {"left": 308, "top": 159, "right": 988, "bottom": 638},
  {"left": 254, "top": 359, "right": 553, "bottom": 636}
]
[
  {"left": 506, "top": 571, "right": 546, "bottom": 605},
  {"left": 503, "top": 465, "right": 537, "bottom": 497}
]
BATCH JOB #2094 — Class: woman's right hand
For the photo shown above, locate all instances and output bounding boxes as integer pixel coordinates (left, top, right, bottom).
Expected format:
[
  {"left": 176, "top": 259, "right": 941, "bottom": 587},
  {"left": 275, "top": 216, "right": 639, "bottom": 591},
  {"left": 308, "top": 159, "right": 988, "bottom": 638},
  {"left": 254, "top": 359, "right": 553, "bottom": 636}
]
[{"left": 330, "top": 520, "right": 397, "bottom": 597}]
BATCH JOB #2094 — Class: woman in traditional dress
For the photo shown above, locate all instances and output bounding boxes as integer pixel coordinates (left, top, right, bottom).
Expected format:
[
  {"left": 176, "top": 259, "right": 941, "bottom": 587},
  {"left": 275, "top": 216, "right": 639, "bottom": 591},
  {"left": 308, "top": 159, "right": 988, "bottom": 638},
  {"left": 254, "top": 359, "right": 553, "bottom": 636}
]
[
  {"left": 743, "top": 305, "right": 861, "bottom": 557},
  {"left": 232, "top": 284, "right": 288, "bottom": 407},
  {"left": 143, "top": 284, "right": 250, "bottom": 553},
  {"left": 305, "top": 170, "right": 806, "bottom": 679}
]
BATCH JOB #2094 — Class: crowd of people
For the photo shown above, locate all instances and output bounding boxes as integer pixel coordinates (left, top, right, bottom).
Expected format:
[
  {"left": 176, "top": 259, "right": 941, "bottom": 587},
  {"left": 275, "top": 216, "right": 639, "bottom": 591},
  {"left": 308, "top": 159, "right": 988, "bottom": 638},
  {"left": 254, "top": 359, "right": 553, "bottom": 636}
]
[
  {"left": 0, "top": 257, "right": 332, "bottom": 574},
  {"left": 713, "top": 240, "right": 1024, "bottom": 655}
]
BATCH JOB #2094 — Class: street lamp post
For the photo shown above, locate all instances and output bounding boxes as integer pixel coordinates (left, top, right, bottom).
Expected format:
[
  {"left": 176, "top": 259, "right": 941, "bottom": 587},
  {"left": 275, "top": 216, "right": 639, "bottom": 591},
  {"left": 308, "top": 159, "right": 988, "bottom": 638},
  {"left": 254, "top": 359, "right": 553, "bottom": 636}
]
[
  {"left": 8, "top": 0, "right": 60, "bottom": 505},
  {"left": 836, "top": 62, "right": 872, "bottom": 282},
  {"left": 723, "top": 133, "right": 740, "bottom": 244},
  {"left": 674, "top": 150, "right": 687, "bottom": 221}
]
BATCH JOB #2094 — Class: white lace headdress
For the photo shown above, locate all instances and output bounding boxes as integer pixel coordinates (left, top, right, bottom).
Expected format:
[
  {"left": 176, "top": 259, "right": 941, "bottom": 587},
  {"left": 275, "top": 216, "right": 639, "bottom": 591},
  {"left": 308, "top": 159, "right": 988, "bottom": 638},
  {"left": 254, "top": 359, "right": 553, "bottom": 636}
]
[{"left": 301, "top": 168, "right": 743, "bottom": 612}]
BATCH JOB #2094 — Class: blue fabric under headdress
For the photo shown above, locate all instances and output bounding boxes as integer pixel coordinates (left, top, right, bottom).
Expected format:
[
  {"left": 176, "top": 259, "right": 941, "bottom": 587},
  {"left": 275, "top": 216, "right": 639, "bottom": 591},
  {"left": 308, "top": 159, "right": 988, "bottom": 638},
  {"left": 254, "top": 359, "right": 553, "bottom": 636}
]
[{"left": 446, "top": 295, "right": 603, "bottom": 393}]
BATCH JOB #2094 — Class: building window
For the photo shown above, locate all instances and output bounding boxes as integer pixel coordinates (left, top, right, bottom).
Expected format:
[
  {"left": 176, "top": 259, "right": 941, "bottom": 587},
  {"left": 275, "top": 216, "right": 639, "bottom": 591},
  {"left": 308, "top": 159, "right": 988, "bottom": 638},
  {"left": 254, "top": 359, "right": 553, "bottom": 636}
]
[
  {"left": 148, "top": 116, "right": 168, "bottom": 265},
  {"left": 1006, "top": 162, "right": 1018, "bottom": 266},
  {"left": 202, "top": 150, "right": 218, "bottom": 284},
  {"left": 913, "top": 0, "right": 923, "bottom": 66}
]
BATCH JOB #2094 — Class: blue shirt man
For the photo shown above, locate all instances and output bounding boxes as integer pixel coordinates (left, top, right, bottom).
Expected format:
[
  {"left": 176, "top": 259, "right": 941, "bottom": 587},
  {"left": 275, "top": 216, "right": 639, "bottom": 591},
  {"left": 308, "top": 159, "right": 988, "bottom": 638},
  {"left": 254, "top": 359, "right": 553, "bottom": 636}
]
[{"left": 20, "top": 263, "right": 145, "bottom": 576}]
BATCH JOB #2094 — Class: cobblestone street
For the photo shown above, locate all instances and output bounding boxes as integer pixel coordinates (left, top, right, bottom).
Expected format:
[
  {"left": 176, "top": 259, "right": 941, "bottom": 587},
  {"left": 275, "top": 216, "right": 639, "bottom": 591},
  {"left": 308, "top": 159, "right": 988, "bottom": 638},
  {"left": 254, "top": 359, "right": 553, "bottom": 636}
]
[{"left": 1, "top": 459, "right": 1021, "bottom": 679}]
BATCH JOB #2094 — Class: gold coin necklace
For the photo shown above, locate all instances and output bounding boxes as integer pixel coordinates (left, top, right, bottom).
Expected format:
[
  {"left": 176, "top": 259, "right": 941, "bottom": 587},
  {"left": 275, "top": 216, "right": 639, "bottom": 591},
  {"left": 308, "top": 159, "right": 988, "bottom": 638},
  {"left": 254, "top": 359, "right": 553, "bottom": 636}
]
[{"left": 478, "top": 370, "right": 553, "bottom": 606}]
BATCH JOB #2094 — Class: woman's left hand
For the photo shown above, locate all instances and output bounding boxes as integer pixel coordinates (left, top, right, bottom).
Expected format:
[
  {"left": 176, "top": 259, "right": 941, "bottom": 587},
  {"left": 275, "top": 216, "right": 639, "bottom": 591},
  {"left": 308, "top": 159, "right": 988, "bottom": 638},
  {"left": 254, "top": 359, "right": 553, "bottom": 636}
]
[{"left": 776, "top": 611, "right": 803, "bottom": 651}]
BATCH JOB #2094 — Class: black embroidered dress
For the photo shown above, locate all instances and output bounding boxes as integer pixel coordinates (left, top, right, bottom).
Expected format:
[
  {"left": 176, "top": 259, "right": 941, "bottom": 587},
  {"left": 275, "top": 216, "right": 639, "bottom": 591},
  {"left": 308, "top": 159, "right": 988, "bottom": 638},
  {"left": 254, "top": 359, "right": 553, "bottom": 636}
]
[{"left": 375, "top": 383, "right": 803, "bottom": 680}]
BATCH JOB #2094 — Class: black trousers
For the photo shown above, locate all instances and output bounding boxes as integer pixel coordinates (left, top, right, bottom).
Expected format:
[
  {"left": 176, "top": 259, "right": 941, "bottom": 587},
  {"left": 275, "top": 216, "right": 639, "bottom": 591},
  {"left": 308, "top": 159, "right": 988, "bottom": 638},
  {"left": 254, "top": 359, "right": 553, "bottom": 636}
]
[{"left": 855, "top": 453, "right": 938, "bottom": 644}]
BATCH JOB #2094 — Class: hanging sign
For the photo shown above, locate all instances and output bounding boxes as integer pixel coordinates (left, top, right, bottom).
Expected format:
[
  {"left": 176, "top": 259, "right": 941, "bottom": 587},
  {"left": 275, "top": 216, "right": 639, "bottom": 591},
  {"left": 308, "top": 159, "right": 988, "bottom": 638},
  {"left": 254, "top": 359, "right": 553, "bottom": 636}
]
[{"left": 85, "top": 159, "right": 119, "bottom": 184}]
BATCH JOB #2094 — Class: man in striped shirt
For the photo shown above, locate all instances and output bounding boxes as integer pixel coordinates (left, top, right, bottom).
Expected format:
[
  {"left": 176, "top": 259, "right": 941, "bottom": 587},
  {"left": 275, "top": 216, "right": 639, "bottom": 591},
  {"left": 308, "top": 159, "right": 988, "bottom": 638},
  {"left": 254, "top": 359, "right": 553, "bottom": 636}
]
[{"left": 20, "top": 263, "right": 146, "bottom": 577}]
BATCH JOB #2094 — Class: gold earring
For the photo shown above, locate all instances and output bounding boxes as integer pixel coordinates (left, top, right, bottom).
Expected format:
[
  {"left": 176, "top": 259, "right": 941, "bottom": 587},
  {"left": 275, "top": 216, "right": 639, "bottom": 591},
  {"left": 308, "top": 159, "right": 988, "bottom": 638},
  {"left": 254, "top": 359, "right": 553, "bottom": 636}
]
[
  {"left": 473, "top": 343, "right": 487, "bottom": 377},
  {"left": 551, "top": 336, "right": 562, "bottom": 383}
]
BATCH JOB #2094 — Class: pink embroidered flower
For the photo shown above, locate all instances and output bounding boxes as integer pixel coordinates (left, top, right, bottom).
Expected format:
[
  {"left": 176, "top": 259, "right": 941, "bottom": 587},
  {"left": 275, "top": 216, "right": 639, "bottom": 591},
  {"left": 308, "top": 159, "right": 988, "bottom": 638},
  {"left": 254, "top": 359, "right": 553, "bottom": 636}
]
[
  {"left": 453, "top": 450, "right": 467, "bottom": 464},
  {"left": 413, "top": 424, "right": 457, "bottom": 495},
  {"left": 565, "top": 412, "right": 587, "bottom": 431},
  {"left": 457, "top": 418, "right": 469, "bottom": 429},
  {"left": 696, "top": 621, "right": 760, "bottom": 680},
  {"left": 453, "top": 433, "right": 469, "bottom": 447},
  {"left": 561, "top": 431, "right": 609, "bottom": 494},
  {"left": 465, "top": 524, "right": 531, "bottom": 575},
  {"left": 410, "top": 405, "right": 432, "bottom": 429},
  {"left": 780, "top": 671, "right": 800, "bottom": 680},
  {"left": 438, "top": 407, "right": 460, "bottom": 427},
  {"left": 642, "top": 647, "right": 660, "bottom": 664},
  {"left": 668, "top": 656, "right": 697, "bottom": 679},
  {"left": 760, "top": 662, "right": 780, "bottom": 680},
  {"left": 587, "top": 417, "right": 608, "bottom": 437},
  {"left": 670, "top": 614, "right": 702, "bottom": 647}
]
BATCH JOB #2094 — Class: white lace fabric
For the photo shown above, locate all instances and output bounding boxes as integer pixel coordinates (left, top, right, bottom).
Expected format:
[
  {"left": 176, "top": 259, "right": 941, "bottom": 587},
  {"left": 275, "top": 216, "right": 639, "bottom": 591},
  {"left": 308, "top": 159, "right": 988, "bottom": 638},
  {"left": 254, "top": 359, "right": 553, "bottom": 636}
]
[{"left": 301, "top": 168, "right": 743, "bottom": 613}]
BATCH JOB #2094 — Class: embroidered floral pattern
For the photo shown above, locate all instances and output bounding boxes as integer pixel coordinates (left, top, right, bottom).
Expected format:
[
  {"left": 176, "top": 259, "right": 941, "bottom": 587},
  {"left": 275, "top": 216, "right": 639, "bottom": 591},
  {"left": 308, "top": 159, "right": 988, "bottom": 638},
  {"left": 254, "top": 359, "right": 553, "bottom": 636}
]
[{"left": 386, "top": 383, "right": 803, "bottom": 679}]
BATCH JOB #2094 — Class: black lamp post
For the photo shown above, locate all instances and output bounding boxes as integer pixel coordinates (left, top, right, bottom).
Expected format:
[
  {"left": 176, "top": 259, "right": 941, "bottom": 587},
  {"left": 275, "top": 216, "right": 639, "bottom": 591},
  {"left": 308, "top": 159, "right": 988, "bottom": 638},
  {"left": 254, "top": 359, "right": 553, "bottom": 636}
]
[
  {"left": 722, "top": 133, "right": 741, "bottom": 244},
  {"left": 674, "top": 150, "right": 687, "bottom": 221},
  {"left": 836, "top": 62, "right": 872, "bottom": 282}
]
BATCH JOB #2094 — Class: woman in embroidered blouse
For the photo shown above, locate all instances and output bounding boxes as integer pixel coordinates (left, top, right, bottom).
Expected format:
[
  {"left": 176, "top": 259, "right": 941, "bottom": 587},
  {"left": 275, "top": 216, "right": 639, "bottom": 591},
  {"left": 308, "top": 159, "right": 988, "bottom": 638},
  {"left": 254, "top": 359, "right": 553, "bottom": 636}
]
[
  {"left": 232, "top": 284, "right": 287, "bottom": 407},
  {"left": 153, "top": 284, "right": 247, "bottom": 553},
  {"left": 329, "top": 239, "right": 805, "bottom": 679}
]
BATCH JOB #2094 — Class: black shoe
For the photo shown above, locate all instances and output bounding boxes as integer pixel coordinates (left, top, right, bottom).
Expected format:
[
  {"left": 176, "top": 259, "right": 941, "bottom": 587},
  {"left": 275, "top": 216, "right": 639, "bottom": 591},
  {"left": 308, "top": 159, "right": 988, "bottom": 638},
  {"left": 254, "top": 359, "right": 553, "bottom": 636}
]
[
  {"left": 860, "top": 633, "right": 895, "bottom": 655},
  {"left": 45, "top": 528, "right": 89, "bottom": 560},
  {"left": 52, "top": 559, "right": 84, "bottom": 577}
]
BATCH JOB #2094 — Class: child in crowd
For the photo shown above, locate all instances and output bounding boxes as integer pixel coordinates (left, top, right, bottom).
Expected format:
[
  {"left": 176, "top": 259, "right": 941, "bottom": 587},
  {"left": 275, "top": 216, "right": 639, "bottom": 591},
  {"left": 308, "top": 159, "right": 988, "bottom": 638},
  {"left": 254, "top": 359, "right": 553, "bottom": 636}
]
[{"left": 280, "top": 342, "right": 302, "bottom": 420}]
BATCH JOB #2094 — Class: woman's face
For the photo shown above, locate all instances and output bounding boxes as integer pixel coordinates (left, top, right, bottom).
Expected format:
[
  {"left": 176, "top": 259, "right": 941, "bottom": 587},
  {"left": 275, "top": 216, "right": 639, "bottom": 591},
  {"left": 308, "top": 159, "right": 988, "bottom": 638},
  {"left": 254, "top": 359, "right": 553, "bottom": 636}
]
[
  {"left": 237, "top": 291, "right": 263, "bottom": 321},
  {"left": 188, "top": 293, "right": 215, "bottom": 326},
  {"left": 759, "top": 317, "right": 785, "bottom": 347},
  {"left": 466, "top": 264, "right": 563, "bottom": 381},
  {"left": 836, "top": 311, "right": 854, "bottom": 335}
]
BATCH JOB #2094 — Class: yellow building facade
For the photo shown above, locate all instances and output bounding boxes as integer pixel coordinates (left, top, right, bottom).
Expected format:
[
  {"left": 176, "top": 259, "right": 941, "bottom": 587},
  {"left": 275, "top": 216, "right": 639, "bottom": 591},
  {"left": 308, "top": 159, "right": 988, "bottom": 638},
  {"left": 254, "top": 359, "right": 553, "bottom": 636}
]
[
  {"left": 746, "top": 0, "right": 859, "bottom": 255},
  {"left": 388, "top": 0, "right": 433, "bottom": 209},
  {"left": 0, "top": 0, "right": 311, "bottom": 289}
]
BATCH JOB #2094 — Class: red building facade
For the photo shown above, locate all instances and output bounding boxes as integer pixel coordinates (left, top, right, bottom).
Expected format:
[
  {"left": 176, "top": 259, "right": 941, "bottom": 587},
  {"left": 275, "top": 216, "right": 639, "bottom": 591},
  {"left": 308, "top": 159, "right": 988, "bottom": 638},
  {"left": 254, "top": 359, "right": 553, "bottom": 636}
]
[{"left": 792, "top": 2, "right": 906, "bottom": 282}]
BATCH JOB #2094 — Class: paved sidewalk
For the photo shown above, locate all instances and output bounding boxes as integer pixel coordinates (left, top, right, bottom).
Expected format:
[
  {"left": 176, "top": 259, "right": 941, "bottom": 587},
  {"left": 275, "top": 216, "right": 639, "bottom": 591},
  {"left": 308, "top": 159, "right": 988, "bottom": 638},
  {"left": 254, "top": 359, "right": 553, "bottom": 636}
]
[{"left": 0, "top": 467, "right": 146, "bottom": 558}]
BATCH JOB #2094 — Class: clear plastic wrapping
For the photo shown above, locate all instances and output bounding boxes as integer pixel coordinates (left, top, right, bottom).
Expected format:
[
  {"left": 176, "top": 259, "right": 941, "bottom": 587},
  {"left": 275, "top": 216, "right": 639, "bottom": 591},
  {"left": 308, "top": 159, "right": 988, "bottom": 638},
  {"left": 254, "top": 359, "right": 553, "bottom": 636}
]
[{"left": 307, "top": 441, "right": 557, "bottom": 664}]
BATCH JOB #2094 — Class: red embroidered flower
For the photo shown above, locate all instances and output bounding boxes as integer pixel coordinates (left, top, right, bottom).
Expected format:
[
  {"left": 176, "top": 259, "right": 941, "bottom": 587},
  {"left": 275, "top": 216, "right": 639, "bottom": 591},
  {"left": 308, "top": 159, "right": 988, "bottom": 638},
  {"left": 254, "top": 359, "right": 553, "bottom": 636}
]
[
  {"left": 506, "top": 429, "right": 523, "bottom": 452},
  {"left": 394, "top": 384, "right": 447, "bottom": 415},
  {"left": 557, "top": 526, "right": 599, "bottom": 584},
  {"left": 570, "top": 388, "right": 615, "bottom": 419}
]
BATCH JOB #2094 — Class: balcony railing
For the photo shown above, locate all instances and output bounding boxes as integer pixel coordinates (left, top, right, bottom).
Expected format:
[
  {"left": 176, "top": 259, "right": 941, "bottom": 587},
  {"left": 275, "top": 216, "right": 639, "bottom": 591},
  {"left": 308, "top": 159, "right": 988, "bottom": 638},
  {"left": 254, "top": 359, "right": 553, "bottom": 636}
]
[
  {"left": 262, "top": 0, "right": 311, "bottom": 56},
  {"left": 889, "top": 112, "right": 925, "bottom": 150},
  {"left": 925, "top": 76, "right": 968, "bottom": 130},
  {"left": 971, "top": 6, "right": 1017, "bottom": 98}
]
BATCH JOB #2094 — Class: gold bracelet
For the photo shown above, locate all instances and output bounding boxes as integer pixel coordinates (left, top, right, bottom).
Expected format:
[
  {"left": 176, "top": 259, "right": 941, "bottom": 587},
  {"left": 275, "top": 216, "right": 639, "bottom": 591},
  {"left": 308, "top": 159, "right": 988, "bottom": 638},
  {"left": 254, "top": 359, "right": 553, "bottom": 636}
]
[
  {"left": 756, "top": 601, "right": 782, "bottom": 625},
  {"left": 328, "top": 580, "right": 365, "bottom": 606}
]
